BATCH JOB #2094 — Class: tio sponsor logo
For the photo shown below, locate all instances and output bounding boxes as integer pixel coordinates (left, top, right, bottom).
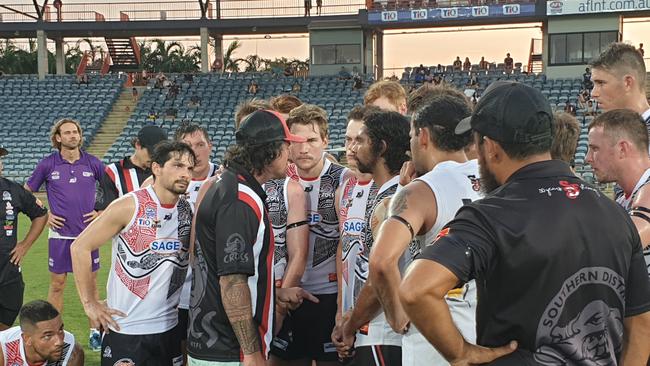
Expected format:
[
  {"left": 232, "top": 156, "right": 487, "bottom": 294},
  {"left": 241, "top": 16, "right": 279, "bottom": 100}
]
[
  {"left": 471, "top": 6, "right": 489, "bottom": 16},
  {"left": 150, "top": 239, "right": 181, "bottom": 254},
  {"left": 440, "top": 7, "right": 458, "bottom": 18},
  {"left": 503, "top": 4, "right": 520, "bottom": 14},
  {"left": 381, "top": 11, "right": 398, "bottom": 21},
  {"left": 411, "top": 9, "right": 427, "bottom": 20}
]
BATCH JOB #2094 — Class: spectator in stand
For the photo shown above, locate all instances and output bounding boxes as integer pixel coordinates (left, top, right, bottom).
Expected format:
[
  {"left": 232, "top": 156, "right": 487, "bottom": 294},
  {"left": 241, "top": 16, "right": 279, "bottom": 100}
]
[
  {"left": 479, "top": 56, "right": 489, "bottom": 70},
  {"left": 463, "top": 57, "right": 471, "bottom": 72},
  {"left": 147, "top": 109, "right": 158, "bottom": 121},
  {"left": 304, "top": 0, "right": 312, "bottom": 16},
  {"left": 639, "top": 43, "right": 645, "bottom": 57},
  {"left": 415, "top": 64, "right": 425, "bottom": 75},
  {"left": 583, "top": 67, "right": 593, "bottom": 90},
  {"left": 352, "top": 74, "right": 363, "bottom": 90},
  {"left": 585, "top": 100, "right": 597, "bottom": 116},
  {"left": 425, "top": 70, "right": 434, "bottom": 83},
  {"left": 248, "top": 80, "right": 259, "bottom": 95},
  {"left": 338, "top": 67, "right": 351, "bottom": 80},
  {"left": 131, "top": 87, "right": 138, "bottom": 103},
  {"left": 165, "top": 107, "right": 178, "bottom": 121},
  {"left": 504, "top": 53, "right": 514, "bottom": 74},
  {"left": 188, "top": 95, "right": 201, "bottom": 108},
  {"left": 415, "top": 70, "right": 425, "bottom": 84},
  {"left": 284, "top": 65, "right": 294, "bottom": 77},
  {"left": 292, "top": 81, "right": 302, "bottom": 93},
  {"left": 578, "top": 89, "right": 590, "bottom": 109},
  {"left": 453, "top": 57, "right": 462, "bottom": 71},
  {"left": 184, "top": 73, "right": 194, "bottom": 83},
  {"left": 564, "top": 102, "right": 577, "bottom": 116},
  {"left": 316, "top": 0, "right": 323, "bottom": 15},
  {"left": 434, "top": 64, "right": 444, "bottom": 76}
]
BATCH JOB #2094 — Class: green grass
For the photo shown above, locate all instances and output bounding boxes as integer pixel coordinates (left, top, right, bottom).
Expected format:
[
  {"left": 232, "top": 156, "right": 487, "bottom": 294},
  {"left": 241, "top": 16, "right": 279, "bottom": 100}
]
[{"left": 18, "top": 209, "right": 111, "bottom": 366}]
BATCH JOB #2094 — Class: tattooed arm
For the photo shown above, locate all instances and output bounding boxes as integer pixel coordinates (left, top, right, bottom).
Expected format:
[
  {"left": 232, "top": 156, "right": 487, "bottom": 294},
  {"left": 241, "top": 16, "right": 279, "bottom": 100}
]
[
  {"left": 220, "top": 274, "right": 266, "bottom": 366},
  {"left": 369, "top": 182, "right": 432, "bottom": 332}
]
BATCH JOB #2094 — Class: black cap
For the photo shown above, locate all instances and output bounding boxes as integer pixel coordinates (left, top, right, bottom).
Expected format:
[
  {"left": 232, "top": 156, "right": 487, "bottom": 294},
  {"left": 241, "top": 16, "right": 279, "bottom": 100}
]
[
  {"left": 137, "top": 125, "right": 168, "bottom": 151},
  {"left": 0, "top": 146, "right": 7, "bottom": 157},
  {"left": 236, "top": 110, "right": 307, "bottom": 145},
  {"left": 455, "top": 81, "right": 553, "bottom": 144}
]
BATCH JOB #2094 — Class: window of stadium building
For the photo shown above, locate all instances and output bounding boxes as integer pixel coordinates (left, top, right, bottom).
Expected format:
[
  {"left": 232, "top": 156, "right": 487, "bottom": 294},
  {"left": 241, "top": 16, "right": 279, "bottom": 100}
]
[
  {"left": 549, "top": 31, "right": 619, "bottom": 65},
  {"left": 312, "top": 44, "right": 361, "bottom": 65}
]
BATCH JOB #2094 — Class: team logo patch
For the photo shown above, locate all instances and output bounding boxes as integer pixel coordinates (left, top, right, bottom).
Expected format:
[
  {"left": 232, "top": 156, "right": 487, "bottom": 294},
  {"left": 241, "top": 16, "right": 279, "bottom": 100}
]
[
  {"left": 51, "top": 171, "right": 60, "bottom": 180},
  {"left": 82, "top": 171, "right": 94, "bottom": 177},
  {"left": 559, "top": 180, "right": 580, "bottom": 199},
  {"left": 224, "top": 233, "right": 249, "bottom": 263},
  {"left": 468, "top": 175, "right": 481, "bottom": 192},
  {"left": 434, "top": 227, "right": 451, "bottom": 242},
  {"left": 136, "top": 218, "right": 160, "bottom": 228},
  {"left": 103, "top": 346, "right": 112, "bottom": 358},
  {"left": 2, "top": 191, "right": 11, "bottom": 201},
  {"left": 145, "top": 207, "right": 156, "bottom": 219}
]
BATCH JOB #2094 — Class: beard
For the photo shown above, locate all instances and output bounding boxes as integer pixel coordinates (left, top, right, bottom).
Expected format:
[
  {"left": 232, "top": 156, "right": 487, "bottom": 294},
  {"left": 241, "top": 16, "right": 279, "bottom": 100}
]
[
  {"left": 168, "top": 180, "right": 189, "bottom": 195},
  {"left": 356, "top": 153, "right": 379, "bottom": 175},
  {"left": 478, "top": 148, "right": 500, "bottom": 195}
]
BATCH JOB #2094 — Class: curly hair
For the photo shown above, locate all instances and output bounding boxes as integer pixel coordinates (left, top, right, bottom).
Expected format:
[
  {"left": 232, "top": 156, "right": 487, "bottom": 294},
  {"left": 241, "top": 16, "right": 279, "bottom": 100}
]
[
  {"left": 412, "top": 93, "right": 473, "bottom": 152},
  {"left": 551, "top": 112, "right": 580, "bottom": 163},
  {"left": 224, "top": 141, "right": 285, "bottom": 177},
  {"left": 362, "top": 111, "right": 411, "bottom": 175}
]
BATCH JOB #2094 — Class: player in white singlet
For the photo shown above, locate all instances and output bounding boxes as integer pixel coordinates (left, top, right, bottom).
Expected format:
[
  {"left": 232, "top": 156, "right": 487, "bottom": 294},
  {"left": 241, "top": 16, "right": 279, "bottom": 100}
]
[
  {"left": 71, "top": 141, "right": 195, "bottom": 366},
  {"left": 0, "top": 300, "right": 83, "bottom": 366},
  {"left": 587, "top": 110, "right": 650, "bottom": 274},
  {"left": 338, "top": 110, "right": 411, "bottom": 365},
  {"left": 270, "top": 104, "right": 349, "bottom": 366},
  {"left": 369, "top": 92, "right": 480, "bottom": 366}
]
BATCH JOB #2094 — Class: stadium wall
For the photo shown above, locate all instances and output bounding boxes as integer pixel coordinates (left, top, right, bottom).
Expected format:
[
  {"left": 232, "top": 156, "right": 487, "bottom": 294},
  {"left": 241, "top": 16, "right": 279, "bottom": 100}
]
[{"left": 544, "top": 13, "right": 622, "bottom": 78}]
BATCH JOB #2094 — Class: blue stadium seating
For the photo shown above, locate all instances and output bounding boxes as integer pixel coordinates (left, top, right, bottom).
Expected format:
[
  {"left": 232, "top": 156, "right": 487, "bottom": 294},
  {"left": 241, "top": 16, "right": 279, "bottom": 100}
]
[{"left": 0, "top": 74, "right": 123, "bottom": 182}]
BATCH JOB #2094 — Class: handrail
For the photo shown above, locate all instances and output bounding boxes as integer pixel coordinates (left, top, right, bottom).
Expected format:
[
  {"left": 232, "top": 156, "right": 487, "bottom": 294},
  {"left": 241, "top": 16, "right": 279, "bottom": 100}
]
[{"left": 0, "top": 0, "right": 365, "bottom": 22}]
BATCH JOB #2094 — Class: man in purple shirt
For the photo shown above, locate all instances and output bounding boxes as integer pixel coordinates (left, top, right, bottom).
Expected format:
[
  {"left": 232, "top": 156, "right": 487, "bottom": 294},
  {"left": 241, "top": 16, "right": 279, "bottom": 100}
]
[{"left": 25, "top": 118, "right": 105, "bottom": 351}]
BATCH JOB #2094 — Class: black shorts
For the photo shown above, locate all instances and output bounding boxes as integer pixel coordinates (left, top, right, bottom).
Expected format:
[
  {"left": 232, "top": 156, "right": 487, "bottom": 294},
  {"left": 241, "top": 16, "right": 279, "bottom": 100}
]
[
  {"left": 101, "top": 326, "right": 182, "bottom": 366},
  {"left": 344, "top": 345, "right": 401, "bottom": 366},
  {"left": 176, "top": 308, "right": 189, "bottom": 341},
  {"left": 0, "top": 279, "right": 24, "bottom": 327},
  {"left": 271, "top": 293, "right": 338, "bottom": 362}
]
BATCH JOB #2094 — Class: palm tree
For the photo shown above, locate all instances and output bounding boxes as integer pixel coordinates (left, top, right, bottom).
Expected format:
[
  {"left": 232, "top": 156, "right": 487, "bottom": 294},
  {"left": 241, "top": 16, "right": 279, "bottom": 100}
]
[
  {"left": 222, "top": 40, "right": 242, "bottom": 72},
  {"left": 64, "top": 42, "right": 84, "bottom": 74},
  {"left": 76, "top": 38, "right": 104, "bottom": 64}
]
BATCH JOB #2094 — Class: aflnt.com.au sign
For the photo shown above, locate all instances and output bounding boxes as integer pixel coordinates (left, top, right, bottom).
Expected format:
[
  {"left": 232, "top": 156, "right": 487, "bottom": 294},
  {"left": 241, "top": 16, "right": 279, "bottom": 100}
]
[{"left": 547, "top": 0, "right": 650, "bottom": 15}]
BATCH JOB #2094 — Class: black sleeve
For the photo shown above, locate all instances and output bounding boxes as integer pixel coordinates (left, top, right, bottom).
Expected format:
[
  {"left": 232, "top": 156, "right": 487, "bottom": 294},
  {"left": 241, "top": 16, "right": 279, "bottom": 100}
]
[
  {"left": 417, "top": 206, "right": 496, "bottom": 283},
  {"left": 214, "top": 200, "right": 261, "bottom": 277},
  {"left": 16, "top": 185, "right": 48, "bottom": 220},
  {"left": 95, "top": 169, "right": 119, "bottom": 211},
  {"left": 624, "top": 232, "right": 650, "bottom": 317}
]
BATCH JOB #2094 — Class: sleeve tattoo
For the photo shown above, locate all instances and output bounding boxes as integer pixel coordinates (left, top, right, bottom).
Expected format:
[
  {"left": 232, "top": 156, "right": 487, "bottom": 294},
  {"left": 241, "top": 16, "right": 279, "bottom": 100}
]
[{"left": 220, "top": 274, "right": 261, "bottom": 355}]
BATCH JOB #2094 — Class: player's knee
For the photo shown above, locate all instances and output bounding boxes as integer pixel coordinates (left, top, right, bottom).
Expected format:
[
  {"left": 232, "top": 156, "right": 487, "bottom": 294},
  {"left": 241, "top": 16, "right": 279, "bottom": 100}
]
[{"left": 49, "top": 276, "right": 67, "bottom": 292}]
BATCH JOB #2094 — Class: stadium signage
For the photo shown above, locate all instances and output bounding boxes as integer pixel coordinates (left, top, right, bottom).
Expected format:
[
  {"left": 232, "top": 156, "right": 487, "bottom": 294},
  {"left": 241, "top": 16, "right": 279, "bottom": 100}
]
[
  {"left": 370, "top": 3, "right": 536, "bottom": 24},
  {"left": 547, "top": 0, "right": 650, "bottom": 15}
]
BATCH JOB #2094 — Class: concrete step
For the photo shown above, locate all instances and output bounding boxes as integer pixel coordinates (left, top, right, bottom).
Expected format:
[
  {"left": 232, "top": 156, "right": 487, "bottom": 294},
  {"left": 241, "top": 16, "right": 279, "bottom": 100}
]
[{"left": 86, "top": 87, "right": 136, "bottom": 159}]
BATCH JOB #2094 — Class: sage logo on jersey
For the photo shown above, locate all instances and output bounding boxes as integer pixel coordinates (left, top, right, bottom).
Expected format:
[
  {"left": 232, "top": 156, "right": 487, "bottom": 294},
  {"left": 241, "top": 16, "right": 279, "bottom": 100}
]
[
  {"left": 150, "top": 238, "right": 182, "bottom": 254},
  {"left": 343, "top": 217, "right": 365, "bottom": 235},
  {"left": 534, "top": 267, "right": 625, "bottom": 365},
  {"left": 308, "top": 212, "right": 322, "bottom": 224},
  {"left": 224, "top": 233, "right": 249, "bottom": 263}
]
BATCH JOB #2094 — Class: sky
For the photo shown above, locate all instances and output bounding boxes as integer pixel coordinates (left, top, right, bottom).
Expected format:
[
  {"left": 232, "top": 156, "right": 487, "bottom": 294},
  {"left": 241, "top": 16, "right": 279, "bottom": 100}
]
[{"left": 3, "top": 0, "right": 649, "bottom": 72}]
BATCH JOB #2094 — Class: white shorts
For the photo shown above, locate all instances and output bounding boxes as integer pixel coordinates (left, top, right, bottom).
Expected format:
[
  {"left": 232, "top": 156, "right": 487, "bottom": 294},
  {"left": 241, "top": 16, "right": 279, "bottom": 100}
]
[{"left": 402, "top": 281, "right": 477, "bottom": 366}]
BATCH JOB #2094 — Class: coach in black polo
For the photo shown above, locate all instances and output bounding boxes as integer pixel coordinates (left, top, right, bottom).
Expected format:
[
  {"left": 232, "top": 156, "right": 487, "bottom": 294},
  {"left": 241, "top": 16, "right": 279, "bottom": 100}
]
[
  {"left": 0, "top": 146, "right": 48, "bottom": 330},
  {"left": 188, "top": 110, "right": 307, "bottom": 366},
  {"left": 399, "top": 81, "right": 650, "bottom": 365}
]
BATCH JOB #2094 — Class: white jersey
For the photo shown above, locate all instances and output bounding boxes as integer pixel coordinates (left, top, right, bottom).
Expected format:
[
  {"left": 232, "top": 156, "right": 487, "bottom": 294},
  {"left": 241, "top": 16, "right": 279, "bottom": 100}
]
[
  {"left": 107, "top": 186, "right": 192, "bottom": 334},
  {"left": 297, "top": 158, "right": 347, "bottom": 294},
  {"left": 357, "top": 175, "right": 403, "bottom": 348},
  {"left": 0, "top": 326, "right": 75, "bottom": 366},
  {"left": 403, "top": 160, "right": 481, "bottom": 366},
  {"left": 615, "top": 167, "right": 650, "bottom": 275},
  {"left": 179, "top": 162, "right": 219, "bottom": 310},
  {"left": 339, "top": 176, "right": 373, "bottom": 313},
  {"left": 265, "top": 177, "right": 291, "bottom": 285}
]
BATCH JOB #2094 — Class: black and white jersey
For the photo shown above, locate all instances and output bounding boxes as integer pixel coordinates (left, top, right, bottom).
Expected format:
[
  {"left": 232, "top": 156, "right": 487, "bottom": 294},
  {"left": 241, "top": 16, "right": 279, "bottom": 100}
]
[
  {"left": 297, "top": 159, "right": 347, "bottom": 295},
  {"left": 615, "top": 167, "right": 650, "bottom": 275},
  {"left": 96, "top": 156, "right": 152, "bottom": 211},
  {"left": 264, "top": 178, "right": 290, "bottom": 285}
]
